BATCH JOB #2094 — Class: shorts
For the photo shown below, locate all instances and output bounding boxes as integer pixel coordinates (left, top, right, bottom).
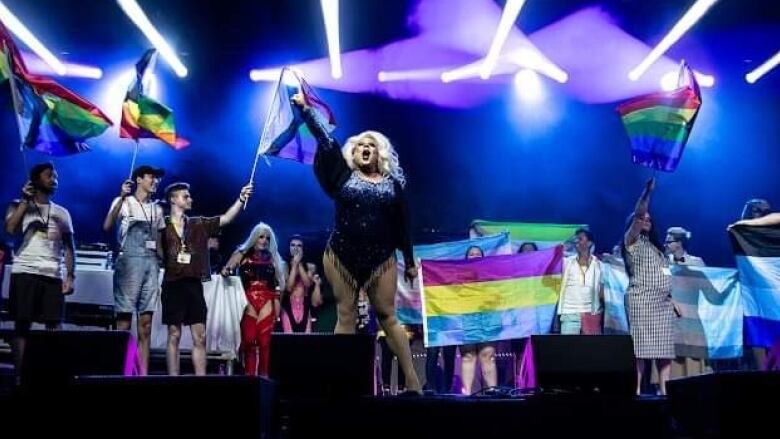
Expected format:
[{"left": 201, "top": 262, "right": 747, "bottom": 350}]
[{"left": 161, "top": 278, "right": 207, "bottom": 326}]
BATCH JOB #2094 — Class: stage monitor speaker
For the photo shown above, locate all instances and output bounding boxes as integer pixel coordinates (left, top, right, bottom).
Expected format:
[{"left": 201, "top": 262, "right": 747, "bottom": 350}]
[
  {"left": 668, "top": 371, "right": 780, "bottom": 436},
  {"left": 270, "top": 333, "right": 375, "bottom": 399},
  {"left": 530, "top": 335, "right": 635, "bottom": 397},
  {"left": 70, "top": 376, "right": 276, "bottom": 438},
  {"left": 21, "top": 330, "right": 136, "bottom": 390}
]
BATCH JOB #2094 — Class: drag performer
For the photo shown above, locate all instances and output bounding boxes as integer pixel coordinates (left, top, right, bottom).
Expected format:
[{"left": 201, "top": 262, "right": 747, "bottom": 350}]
[
  {"left": 622, "top": 177, "right": 676, "bottom": 395},
  {"left": 223, "top": 222, "right": 285, "bottom": 376},
  {"left": 280, "top": 236, "right": 314, "bottom": 333},
  {"left": 292, "top": 93, "right": 422, "bottom": 392}
]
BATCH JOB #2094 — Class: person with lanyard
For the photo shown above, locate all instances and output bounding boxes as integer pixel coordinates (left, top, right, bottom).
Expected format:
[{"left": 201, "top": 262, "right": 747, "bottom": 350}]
[
  {"left": 4, "top": 162, "right": 76, "bottom": 380},
  {"left": 161, "top": 180, "right": 253, "bottom": 375},
  {"left": 557, "top": 229, "right": 604, "bottom": 335},
  {"left": 102, "top": 165, "right": 166, "bottom": 375}
]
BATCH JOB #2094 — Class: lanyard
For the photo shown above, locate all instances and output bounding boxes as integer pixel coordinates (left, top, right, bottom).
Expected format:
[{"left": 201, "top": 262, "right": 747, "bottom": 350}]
[
  {"left": 172, "top": 216, "right": 188, "bottom": 251},
  {"left": 131, "top": 196, "right": 156, "bottom": 237},
  {"left": 32, "top": 201, "right": 52, "bottom": 233},
  {"left": 577, "top": 257, "right": 590, "bottom": 286}
]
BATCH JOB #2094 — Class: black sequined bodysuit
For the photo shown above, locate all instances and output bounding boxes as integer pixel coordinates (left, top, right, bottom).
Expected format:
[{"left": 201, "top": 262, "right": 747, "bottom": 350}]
[{"left": 302, "top": 108, "right": 414, "bottom": 292}]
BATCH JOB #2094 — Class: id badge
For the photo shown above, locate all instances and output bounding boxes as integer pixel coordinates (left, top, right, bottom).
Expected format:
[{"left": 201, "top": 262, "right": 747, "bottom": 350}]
[
  {"left": 145, "top": 240, "right": 157, "bottom": 250},
  {"left": 177, "top": 252, "right": 192, "bottom": 264},
  {"left": 662, "top": 267, "right": 672, "bottom": 276}
]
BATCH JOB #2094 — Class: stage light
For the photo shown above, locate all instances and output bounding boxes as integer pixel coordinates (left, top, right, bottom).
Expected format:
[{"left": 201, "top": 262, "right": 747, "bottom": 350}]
[
  {"left": 441, "top": 63, "right": 480, "bottom": 83},
  {"left": 660, "top": 69, "right": 714, "bottom": 91},
  {"left": 117, "top": 0, "right": 188, "bottom": 78},
  {"left": 513, "top": 68, "right": 543, "bottom": 102},
  {"left": 378, "top": 68, "right": 444, "bottom": 82},
  {"left": 479, "top": 0, "right": 526, "bottom": 79},
  {"left": 0, "top": 1, "right": 66, "bottom": 75},
  {"left": 320, "top": 0, "right": 341, "bottom": 79},
  {"left": 21, "top": 52, "right": 102, "bottom": 79},
  {"left": 746, "top": 50, "right": 780, "bottom": 84},
  {"left": 628, "top": 0, "right": 718, "bottom": 81}
]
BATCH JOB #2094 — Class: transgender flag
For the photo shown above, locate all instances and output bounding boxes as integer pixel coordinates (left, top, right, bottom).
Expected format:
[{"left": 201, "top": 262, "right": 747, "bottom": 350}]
[
  {"left": 256, "top": 67, "right": 336, "bottom": 164},
  {"left": 421, "top": 246, "right": 563, "bottom": 347},
  {"left": 730, "top": 225, "right": 780, "bottom": 348}
]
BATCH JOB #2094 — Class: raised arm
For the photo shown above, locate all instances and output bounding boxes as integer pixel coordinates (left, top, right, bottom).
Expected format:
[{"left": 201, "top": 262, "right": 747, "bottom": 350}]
[
  {"left": 291, "top": 93, "right": 351, "bottom": 198},
  {"left": 102, "top": 180, "right": 133, "bottom": 232},
  {"left": 624, "top": 177, "right": 655, "bottom": 247},
  {"left": 5, "top": 181, "right": 35, "bottom": 234},
  {"left": 732, "top": 213, "right": 780, "bottom": 228},
  {"left": 219, "top": 184, "right": 254, "bottom": 227}
]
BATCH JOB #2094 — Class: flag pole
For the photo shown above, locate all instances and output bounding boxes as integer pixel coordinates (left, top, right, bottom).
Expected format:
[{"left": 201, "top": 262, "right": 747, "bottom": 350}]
[
  {"left": 249, "top": 67, "right": 287, "bottom": 186},
  {"left": 128, "top": 139, "right": 140, "bottom": 180},
  {"left": 5, "top": 42, "right": 30, "bottom": 176}
]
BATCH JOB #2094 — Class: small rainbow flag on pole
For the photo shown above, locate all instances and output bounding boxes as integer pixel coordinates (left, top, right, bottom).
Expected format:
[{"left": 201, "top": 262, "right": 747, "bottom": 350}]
[
  {"left": 120, "top": 49, "right": 188, "bottom": 149},
  {"left": 617, "top": 61, "right": 701, "bottom": 172},
  {"left": 421, "top": 246, "right": 563, "bottom": 347}
]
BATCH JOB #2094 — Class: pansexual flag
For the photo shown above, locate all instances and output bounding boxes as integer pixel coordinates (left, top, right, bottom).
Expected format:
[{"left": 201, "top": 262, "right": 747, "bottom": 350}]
[
  {"left": 395, "top": 232, "right": 513, "bottom": 324},
  {"left": 120, "top": 49, "right": 188, "bottom": 149},
  {"left": 730, "top": 225, "right": 780, "bottom": 348},
  {"left": 421, "top": 246, "right": 563, "bottom": 347},
  {"left": 617, "top": 61, "right": 701, "bottom": 172}
]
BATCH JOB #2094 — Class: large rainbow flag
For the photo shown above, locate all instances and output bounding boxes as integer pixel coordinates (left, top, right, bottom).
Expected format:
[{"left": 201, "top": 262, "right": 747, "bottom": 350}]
[
  {"left": 1, "top": 25, "right": 112, "bottom": 156},
  {"left": 257, "top": 67, "right": 335, "bottom": 164},
  {"left": 421, "top": 246, "right": 563, "bottom": 347},
  {"left": 395, "top": 232, "right": 512, "bottom": 324},
  {"left": 120, "top": 49, "right": 188, "bottom": 149},
  {"left": 617, "top": 62, "right": 701, "bottom": 172},
  {"left": 470, "top": 220, "right": 586, "bottom": 251}
]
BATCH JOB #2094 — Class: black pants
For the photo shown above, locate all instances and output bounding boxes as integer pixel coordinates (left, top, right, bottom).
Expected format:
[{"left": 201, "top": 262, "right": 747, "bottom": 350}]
[{"left": 425, "top": 345, "right": 456, "bottom": 393}]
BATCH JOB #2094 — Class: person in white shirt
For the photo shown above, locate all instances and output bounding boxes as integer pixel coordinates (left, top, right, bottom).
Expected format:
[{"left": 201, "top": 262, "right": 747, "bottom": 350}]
[
  {"left": 557, "top": 229, "right": 604, "bottom": 335},
  {"left": 102, "top": 165, "right": 166, "bottom": 375},
  {"left": 4, "top": 162, "right": 75, "bottom": 378},
  {"left": 664, "top": 227, "right": 705, "bottom": 267}
]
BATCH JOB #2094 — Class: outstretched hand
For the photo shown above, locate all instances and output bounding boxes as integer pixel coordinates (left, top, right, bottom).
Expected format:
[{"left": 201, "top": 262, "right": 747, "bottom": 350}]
[{"left": 239, "top": 183, "right": 254, "bottom": 204}]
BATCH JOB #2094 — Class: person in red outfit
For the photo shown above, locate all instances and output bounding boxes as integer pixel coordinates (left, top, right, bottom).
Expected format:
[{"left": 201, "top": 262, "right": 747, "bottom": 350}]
[{"left": 223, "top": 222, "right": 286, "bottom": 376}]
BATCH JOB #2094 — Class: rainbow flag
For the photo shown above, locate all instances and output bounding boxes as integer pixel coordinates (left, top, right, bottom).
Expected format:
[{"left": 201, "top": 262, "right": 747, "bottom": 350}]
[
  {"left": 257, "top": 67, "right": 335, "bottom": 164},
  {"left": 395, "top": 232, "right": 513, "bottom": 324},
  {"left": 421, "top": 246, "right": 563, "bottom": 347},
  {"left": 470, "top": 220, "right": 586, "bottom": 251},
  {"left": 120, "top": 49, "right": 188, "bottom": 149},
  {"left": 1, "top": 26, "right": 112, "bottom": 156},
  {"left": 617, "top": 62, "right": 701, "bottom": 172}
]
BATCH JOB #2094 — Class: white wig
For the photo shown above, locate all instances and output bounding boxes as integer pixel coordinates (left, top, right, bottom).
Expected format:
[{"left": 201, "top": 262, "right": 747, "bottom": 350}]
[
  {"left": 236, "top": 222, "right": 286, "bottom": 290},
  {"left": 342, "top": 130, "right": 406, "bottom": 187}
]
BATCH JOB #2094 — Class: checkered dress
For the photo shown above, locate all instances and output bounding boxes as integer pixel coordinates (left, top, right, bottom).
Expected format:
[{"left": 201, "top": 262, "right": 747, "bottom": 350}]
[{"left": 625, "top": 235, "right": 675, "bottom": 359}]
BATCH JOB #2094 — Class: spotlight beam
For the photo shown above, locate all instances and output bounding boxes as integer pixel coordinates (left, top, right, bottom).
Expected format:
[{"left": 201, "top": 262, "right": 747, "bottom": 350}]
[
  {"left": 117, "top": 0, "right": 188, "bottom": 77},
  {"left": 0, "top": 1, "right": 66, "bottom": 75},
  {"left": 320, "top": 0, "right": 341, "bottom": 79},
  {"left": 480, "top": 0, "right": 526, "bottom": 79},
  {"left": 628, "top": 0, "right": 718, "bottom": 81},
  {"left": 746, "top": 50, "right": 780, "bottom": 84}
]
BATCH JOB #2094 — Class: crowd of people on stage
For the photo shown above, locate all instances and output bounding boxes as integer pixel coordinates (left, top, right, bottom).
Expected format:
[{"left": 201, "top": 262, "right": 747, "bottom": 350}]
[{"left": 4, "top": 93, "right": 780, "bottom": 395}]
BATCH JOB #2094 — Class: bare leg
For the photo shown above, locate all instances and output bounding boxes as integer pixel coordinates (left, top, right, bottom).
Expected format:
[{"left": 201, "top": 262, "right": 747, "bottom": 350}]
[
  {"left": 460, "top": 344, "right": 477, "bottom": 394},
  {"left": 323, "top": 253, "right": 357, "bottom": 334},
  {"left": 191, "top": 323, "right": 207, "bottom": 376},
  {"left": 11, "top": 321, "right": 31, "bottom": 380},
  {"left": 636, "top": 358, "right": 645, "bottom": 395},
  {"left": 367, "top": 266, "right": 421, "bottom": 393},
  {"left": 167, "top": 324, "right": 182, "bottom": 375},
  {"left": 137, "top": 313, "right": 153, "bottom": 375},
  {"left": 479, "top": 344, "right": 497, "bottom": 388},
  {"left": 657, "top": 359, "right": 672, "bottom": 395}
]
